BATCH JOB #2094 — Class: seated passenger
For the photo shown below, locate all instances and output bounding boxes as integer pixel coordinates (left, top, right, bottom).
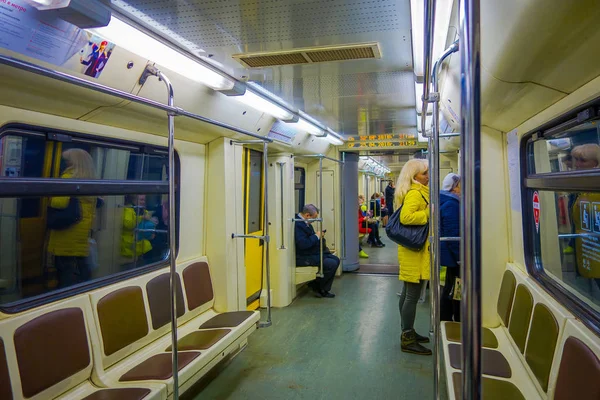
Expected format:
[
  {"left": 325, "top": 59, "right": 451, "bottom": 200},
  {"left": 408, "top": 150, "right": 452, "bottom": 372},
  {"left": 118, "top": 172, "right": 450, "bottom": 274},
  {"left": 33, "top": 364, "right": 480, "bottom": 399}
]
[
  {"left": 439, "top": 173, "right": 461, "bottom": 322},
  {"left": 295, "top": 204, "right": 340, "bottom": 298},
  {"left": 359, "top": 195, "right": 384, "bottom": 247}
]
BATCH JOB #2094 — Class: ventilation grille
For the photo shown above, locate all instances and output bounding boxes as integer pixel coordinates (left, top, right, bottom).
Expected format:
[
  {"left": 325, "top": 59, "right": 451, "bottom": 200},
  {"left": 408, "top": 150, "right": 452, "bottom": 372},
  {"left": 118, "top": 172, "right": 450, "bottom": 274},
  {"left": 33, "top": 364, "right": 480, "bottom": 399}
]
[{"left": 234, "top": 43, "right": 381, "bottom": 68}]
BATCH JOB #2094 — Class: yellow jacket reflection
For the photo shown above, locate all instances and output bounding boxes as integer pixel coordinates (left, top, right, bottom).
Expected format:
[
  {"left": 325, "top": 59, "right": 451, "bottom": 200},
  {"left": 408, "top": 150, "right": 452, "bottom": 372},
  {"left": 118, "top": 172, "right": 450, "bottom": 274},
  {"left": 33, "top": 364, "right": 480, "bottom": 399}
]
[
  {"left": 47, "top": 169, "right": 95, "bottom": 257},
  {"left": 121, "top": 205, "right": 152, "bottom": 258}
]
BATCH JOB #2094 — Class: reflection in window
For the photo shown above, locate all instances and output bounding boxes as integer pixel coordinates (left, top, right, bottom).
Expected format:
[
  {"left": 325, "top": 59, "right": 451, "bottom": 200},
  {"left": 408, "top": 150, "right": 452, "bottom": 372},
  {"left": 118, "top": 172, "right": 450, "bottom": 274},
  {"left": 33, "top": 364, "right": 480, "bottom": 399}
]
[
  {"left": 0, "top": 130, "right": 174, "bottom": 310},
  {"left": 525, "top": 118, "right": 600, "bottom": 318},
  {"left": 534, "top": 190, "right": 600, "bottom": 311},
  {"left": 528, "top": 122, "right": 600, "bottom": 174},
  {"left": 0, "top": 194, "right": 170, "bottom": 306}
]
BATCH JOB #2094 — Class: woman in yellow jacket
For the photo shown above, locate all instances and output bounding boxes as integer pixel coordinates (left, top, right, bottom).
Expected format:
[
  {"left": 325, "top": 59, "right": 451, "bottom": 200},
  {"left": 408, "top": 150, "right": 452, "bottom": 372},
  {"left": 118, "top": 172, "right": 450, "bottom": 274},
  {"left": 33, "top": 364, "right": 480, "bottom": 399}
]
[
  {"left": 395, "top": 159, "right": 431, "bottom": 355},
  {"left": 47, "top": 149, "right": 96, "bottom": 289},
  {"left": 121, "top": 194, "right": 153, "bottom": 268}
]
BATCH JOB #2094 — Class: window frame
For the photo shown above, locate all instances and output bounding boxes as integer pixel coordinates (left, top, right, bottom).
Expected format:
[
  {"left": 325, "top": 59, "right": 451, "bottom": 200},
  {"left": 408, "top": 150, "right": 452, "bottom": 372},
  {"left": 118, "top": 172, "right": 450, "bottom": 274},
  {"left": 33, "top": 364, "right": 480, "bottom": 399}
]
[
  {"left": 520, "top": 97, "right": 600, "bottom": 336},
  {"left": 0, "top": 124, "right": 180, "bottom": 313}
]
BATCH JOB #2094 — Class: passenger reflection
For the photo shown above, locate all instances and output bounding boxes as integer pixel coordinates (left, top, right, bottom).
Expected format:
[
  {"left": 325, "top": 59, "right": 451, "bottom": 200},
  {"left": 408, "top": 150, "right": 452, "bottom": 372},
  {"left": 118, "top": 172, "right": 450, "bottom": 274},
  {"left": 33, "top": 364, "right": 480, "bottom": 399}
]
[
  {"left": 47, "top": 149, "right": 96, "bottom": 289},
  {"left": 121, "top": 194, "right": 154, "bottom": 269},
  {"left": 571, "top": 143, "right": 600, "bottom": 170}
]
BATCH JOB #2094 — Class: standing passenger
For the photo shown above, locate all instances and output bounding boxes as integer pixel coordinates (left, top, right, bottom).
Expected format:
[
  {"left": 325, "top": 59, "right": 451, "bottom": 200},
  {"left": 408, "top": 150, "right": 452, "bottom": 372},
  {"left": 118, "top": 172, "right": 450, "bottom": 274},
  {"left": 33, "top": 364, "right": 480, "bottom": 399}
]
[
  {"left": 385, "top": 180, "right": 395, "bottom": 214},
  {"left": 47, "top": 149, "right": 96, "bottom": 288},
  {"left": 295, "top": 204, "right": 340, "bottom": 298},
  {"left": 395, "top": 159, "right": 431, "bottom": 355},
  {"left": 439, "top": 173, "right": 461, "bottom": 322}
]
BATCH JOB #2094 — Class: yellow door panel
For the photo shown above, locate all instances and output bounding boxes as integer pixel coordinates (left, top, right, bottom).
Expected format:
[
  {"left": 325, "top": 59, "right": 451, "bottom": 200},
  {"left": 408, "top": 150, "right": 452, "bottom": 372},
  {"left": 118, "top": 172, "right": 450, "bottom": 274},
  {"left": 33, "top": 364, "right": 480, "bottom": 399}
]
[{"left": 243, "top": 149, "right": 264, "bottom": 310}]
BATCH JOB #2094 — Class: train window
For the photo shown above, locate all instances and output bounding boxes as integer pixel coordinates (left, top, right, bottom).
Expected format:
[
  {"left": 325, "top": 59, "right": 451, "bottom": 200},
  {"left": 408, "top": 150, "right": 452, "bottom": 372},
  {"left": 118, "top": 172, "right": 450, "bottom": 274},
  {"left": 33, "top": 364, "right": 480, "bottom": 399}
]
[
  {"left": 294, "top": 167, "right": 305, "bottom": 213},
  {"left": 0, "top": 127, "right": 179, "bottom": 313},
  {"left": 522, "top": 104, "right": 600, "bottom": 332}
]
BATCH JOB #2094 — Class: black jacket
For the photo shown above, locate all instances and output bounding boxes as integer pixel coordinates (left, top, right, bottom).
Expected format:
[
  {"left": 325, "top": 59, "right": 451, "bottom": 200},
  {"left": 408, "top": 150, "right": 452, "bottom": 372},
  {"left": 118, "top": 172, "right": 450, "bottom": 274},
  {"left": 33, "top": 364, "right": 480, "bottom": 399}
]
[
  {"left": 294, "top": 216, "right": 327, "bottom": 258},
  {"left": 440, "top": 191, "right": 460, "bottom": 267},
  {"left": 385, "top": 185, "right": 395, "bottom": 212}
]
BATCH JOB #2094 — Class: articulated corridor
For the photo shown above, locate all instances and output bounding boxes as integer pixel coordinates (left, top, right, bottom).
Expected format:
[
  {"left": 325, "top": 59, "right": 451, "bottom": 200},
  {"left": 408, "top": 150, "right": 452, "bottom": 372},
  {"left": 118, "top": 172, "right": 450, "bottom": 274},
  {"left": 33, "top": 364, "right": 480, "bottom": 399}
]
[{"left": 194, "top": 275, "right": 443, "bottom": 399}]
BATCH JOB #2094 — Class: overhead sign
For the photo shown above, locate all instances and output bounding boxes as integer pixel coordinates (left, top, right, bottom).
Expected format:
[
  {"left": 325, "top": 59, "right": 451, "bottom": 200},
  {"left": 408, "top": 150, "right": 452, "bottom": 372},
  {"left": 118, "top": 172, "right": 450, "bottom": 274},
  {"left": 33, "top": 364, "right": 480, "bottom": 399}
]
[
  {"left": 345, "top": 140, "right": 419, "bottom": 149},
  {"left": 347, "top": 133, "right": 416, "bottom": 142},
  {"left": 343, "top": 133, "right": 419, "bottom": 150},
  {"left": 533, "top": 191, "right": 540, "bottom": 233}
]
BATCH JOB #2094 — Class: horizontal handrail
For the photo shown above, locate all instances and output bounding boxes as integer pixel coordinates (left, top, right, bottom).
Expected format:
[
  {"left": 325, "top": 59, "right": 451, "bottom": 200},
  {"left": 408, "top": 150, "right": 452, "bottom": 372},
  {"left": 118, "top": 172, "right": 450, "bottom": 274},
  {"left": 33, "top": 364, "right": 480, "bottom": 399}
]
[
  {"left": 291, "top": 218, "right": 322, "bottom": 223},
  {"left": 558, "top": 233, "right": 600, "bottom": 239},
  {"left": 0, "top": 55, "right": 272, "bottom": 143},
  {"left": 231, "top": 233, "right": 270, "bottom": 242},
  {"left": 135, "top": 228, "right": 168, "bottom": 233},
  {"left": 299, "top": 154, "right": 345, "bottom": 164},
  {"left": 440, "top": 237, "right": 460, "bottom": 241}
]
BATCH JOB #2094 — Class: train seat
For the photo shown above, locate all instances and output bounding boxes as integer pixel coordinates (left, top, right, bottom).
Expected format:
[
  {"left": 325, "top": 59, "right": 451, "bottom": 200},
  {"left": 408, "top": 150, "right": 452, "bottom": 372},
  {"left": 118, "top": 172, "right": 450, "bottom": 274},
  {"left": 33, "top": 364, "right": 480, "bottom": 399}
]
[
  {"left": 0, "top": 295, "right": 164, "bottom": 400},
  {"left": 89, "top": 259, "right": 259, "bottom": 397},
  {"left": 441, "top": 264, "right": 595, "bottom": 400},
  {"left": 295, "top": 266, "right": 319, "bottom": 285},
  {"left": 442, "top": 269, "right": 517, "bottom": 349}
]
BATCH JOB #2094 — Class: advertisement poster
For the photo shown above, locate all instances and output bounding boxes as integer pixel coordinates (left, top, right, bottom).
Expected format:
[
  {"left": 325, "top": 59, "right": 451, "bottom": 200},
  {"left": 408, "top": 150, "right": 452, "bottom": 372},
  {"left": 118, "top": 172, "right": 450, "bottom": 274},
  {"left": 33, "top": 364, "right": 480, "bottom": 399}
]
[{"left": 0, "top": 0, "right": 115, "bottom": 78}]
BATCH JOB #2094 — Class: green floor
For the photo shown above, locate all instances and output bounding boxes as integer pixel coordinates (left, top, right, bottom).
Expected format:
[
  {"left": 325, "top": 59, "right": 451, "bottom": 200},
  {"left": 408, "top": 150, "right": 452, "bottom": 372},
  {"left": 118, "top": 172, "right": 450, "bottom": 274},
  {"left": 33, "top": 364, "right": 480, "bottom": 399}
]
[
  {"left": 193, "top": 274, "right": 443, "bottom": 399},
  {"left": 358, "top": 232, "right": 399, "bottom": 274}
]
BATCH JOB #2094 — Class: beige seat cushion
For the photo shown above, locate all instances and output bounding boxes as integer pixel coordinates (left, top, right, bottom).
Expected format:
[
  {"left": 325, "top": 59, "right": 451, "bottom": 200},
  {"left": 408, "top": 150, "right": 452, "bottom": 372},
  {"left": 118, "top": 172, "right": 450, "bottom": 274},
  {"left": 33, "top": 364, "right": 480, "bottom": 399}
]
[
  {"left": 82, "top": 388, "right": 151, "bottom": 400},
  {"left": 199, "top": 311, "right": 255, "bottom": 329},
  {"left": 119, "top": 352, "right": 200, "bottom": 382}
]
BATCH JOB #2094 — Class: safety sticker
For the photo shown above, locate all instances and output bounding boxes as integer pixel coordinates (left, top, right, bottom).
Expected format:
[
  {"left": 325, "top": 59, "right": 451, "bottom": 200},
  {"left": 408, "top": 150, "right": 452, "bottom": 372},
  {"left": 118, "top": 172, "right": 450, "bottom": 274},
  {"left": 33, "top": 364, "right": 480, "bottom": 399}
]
[
  {"left": 533, "top": 191, "right": 540, "bottom": 233},
  {"left": 581, "top": 201, "right": 591, "bottom": 232},
  {"left": 593, "top": 203, "right": 600, "bottom": 234}
]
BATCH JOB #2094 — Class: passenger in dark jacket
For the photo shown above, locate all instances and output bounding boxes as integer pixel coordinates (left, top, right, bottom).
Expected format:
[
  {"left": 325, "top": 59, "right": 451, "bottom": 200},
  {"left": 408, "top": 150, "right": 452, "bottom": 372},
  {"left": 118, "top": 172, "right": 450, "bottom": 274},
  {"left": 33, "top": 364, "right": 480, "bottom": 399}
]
[
  {"left": 439, "top": 173, "right": 461, "bottom": 322},
  {"left": 295, "top": 204, "right": 339, "bottom": 298},
  {"left": 385, "top": 181, "right": 395, "bottom": 214}
]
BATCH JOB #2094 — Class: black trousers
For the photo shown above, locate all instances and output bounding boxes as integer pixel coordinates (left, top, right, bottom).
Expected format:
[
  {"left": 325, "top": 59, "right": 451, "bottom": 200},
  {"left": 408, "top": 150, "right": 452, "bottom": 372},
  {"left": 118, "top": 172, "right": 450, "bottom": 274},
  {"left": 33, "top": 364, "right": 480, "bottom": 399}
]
[
  {"left": 366, "top": 222, "right": 381, "bottom": 243},
  {"left": 55, "top": 256, "right": 90, "bottom": 289},
  {"left": 297, "top": 254, "right": 340, "bottom": 292},
  {"left": 441, "top": 266, "right": 461, "bottom": 322}
]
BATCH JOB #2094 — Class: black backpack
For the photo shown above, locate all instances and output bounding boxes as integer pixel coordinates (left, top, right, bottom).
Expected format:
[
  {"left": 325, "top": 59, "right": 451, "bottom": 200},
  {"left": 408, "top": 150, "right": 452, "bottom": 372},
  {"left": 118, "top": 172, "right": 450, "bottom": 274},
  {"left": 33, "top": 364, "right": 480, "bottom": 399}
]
[{"left": 47, "top": 197, "right": 82, "bottom": 230}]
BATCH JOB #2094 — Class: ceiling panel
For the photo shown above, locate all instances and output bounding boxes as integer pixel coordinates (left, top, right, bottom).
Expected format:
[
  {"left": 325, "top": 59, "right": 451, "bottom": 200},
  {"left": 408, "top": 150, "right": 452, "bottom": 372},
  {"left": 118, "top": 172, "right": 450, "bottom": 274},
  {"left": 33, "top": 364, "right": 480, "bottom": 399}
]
[{"left": 111, "top": 0, "right": 417, "bottom": 138}]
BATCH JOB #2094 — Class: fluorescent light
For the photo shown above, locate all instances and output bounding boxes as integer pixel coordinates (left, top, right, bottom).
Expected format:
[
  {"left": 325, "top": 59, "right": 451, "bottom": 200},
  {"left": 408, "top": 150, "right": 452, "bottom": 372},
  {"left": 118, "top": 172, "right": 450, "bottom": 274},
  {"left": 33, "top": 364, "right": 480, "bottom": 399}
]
[
  {"left": 324, "top": 129, "right": 344, "bottom": 145},
  {"left": 23, "top": 0, "right": 69, "bottom": 9},
  {"left": 410, "top": 0, "right": 425, "bottom": 78},
  {"left": 415, "top": 82, "right": 433, "bottom": 114},
  {"left": 293, "top": 118, "right": 324, "bottom": 135},
  {"left": 88, "top": 17, "right": 234, "bottom": 90},
  {"left": 433, "top": 0, "right": 454, "bottom": 62},
  {"left": 234, "top": 91, "right": 294, "bottom": 120}
]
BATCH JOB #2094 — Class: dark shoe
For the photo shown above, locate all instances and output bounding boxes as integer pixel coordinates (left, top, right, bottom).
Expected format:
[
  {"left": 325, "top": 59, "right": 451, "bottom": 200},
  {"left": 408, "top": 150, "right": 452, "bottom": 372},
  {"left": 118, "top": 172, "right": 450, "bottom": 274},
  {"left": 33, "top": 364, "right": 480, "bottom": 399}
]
[
  {"left": 373, "top": 242, "right": 384, "bottom": 248},
  {"left": 376, "top": 240, "right": 386, "bottom": 247},
  {"left": 401, "top": 330, "right": 432, "bottom": 355},
  {"left": 415, "top": 331, "right": 430, "bottom": 343},
  {"left": 320, "top": 290, "right": 335, "bottom": 298},
  {"left": 307, "top": 281, "right": 321, "bottom": 297}
]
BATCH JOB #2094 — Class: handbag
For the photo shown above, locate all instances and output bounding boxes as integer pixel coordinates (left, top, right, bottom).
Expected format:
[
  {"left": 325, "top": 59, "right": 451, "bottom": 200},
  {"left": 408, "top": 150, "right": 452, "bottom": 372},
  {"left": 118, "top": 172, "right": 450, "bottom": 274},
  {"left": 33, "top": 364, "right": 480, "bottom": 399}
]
[
  {"left": 385, "top": 190, "right": 429, "bottom": 250},
  {"left": 47, "top": 197, "right": 82, "bottom": 230}
]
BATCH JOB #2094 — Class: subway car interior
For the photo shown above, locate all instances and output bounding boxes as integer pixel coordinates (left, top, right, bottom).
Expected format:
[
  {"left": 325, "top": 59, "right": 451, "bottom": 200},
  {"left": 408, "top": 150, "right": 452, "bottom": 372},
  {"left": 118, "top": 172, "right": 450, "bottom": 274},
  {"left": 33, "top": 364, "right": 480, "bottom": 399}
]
[{"left": 1, "top": 0, "right": 600, "bottom": 399}]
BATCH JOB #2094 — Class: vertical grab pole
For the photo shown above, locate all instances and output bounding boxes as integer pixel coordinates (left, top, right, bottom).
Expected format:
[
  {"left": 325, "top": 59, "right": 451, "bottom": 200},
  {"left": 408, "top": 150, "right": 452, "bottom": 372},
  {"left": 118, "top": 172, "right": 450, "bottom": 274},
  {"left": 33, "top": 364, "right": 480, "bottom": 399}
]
[
  {"left": 260, "top": 141, "right": 272, "bottom": 327},
  {"left": 318, "top": 156, "right": 324, "bottom": 278},
  {"left": 341, "top": 152, "right": 346, "bottom": 261},
  {"left": 278, "top": 162, "right": 286, "bottom": 249},
  {"left": 156, "top": 70, "right": 179, "bottom": 400},
  {"left": 430, "top": 41, "right": 460, "bottom": 400},
  {"left": 460, "top": 0, "right": 482, "bottom": 397}
]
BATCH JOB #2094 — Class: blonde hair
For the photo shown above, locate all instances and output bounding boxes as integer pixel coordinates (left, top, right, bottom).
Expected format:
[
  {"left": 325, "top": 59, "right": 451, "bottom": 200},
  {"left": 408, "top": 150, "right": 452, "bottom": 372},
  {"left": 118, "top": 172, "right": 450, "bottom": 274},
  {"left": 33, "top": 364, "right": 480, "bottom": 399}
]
[
  {"left": 571, "top": 143, "right": 600, "bottom": 168},
  {"left": 63, "top": 148, "right": 96, "bottom": 179},
  {"left": 395, "top": 159, "right": 428, "bottom": 205}
]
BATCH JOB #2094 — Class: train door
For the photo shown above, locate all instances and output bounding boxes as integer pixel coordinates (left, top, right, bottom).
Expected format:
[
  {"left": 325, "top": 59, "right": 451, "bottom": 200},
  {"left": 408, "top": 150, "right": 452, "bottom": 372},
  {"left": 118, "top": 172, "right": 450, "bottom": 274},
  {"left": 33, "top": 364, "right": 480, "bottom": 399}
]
[
  {"left": 318, "top": 169, "right": 336, "bottom": 251},
  {"left": 243, "top": 148, "right": 264, "bottom": 310}
]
